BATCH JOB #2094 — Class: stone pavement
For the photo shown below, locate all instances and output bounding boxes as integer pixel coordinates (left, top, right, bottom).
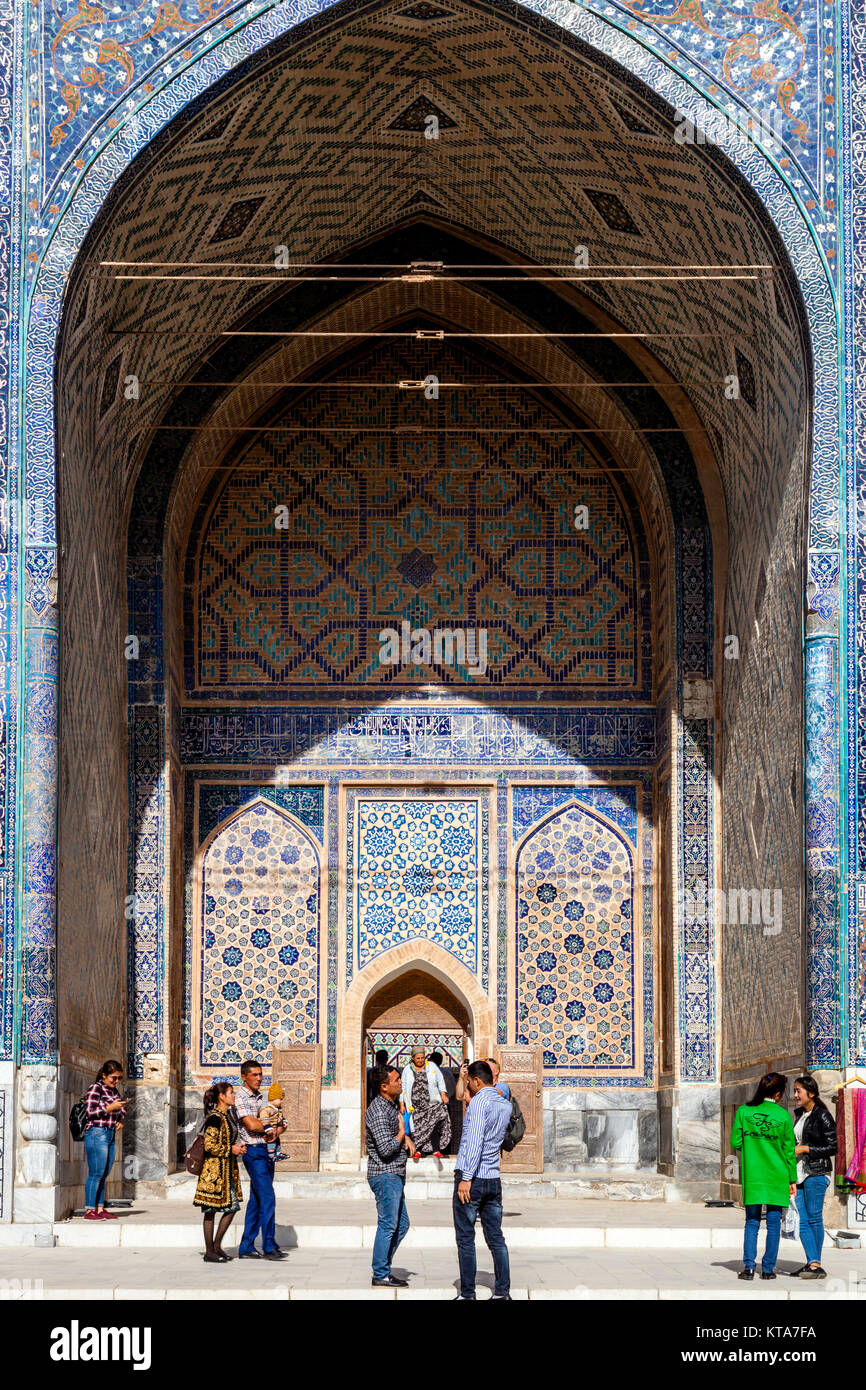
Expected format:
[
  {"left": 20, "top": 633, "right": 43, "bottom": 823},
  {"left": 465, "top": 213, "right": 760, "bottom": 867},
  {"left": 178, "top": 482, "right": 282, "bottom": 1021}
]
[
  {"left": 1, "top": 1242, "right": 865, "bottom": 1300},
  {"left": 0, "top": 1196, "right": 864, "bottom": 1299}
]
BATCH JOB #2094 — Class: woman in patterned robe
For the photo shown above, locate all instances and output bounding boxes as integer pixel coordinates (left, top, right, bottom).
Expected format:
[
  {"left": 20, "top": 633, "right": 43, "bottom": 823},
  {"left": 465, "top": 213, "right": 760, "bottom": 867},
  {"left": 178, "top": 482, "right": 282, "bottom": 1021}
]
[
  {"left": 193, "top": 1081, "right": 246, "bottom": 1262},
  {"left": 401, "top": 1048, "right": 452, "bottom": 1158}
]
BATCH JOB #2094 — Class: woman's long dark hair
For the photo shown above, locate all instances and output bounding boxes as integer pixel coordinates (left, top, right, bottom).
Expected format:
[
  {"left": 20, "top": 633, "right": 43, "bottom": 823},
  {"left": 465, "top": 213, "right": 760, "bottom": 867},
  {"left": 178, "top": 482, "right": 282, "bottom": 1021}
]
[
  {"left": 794, "top": 1073, "right": 830, "bottom": 1112},
  {"left": 203, "top": 1081, "right": 233, "bottom": 1114},
  {"left": 747, "top": 1071, "right": 788, "bottom": 1106},
  {"left": 96, "top": 1060, "right": 123, "bottom": 1084}
]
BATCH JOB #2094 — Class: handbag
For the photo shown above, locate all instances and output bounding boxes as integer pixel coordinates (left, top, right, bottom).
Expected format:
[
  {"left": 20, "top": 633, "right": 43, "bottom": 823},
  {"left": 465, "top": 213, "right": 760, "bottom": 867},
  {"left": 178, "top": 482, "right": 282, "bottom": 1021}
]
[
  {"left": 782, "top": 1201, "right": 800, "bottom": 1240},
  {"left": 184, "top": 1131, "right": 206, "bottom": 1176}
]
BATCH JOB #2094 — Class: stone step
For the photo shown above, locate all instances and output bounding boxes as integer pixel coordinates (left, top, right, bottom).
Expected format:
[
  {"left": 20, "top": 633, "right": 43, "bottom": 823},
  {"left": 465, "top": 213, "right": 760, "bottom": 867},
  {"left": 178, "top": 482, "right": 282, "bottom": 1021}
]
[
  {"left": 48, "top": 1220, "right": 746, "bottom": 1250},
  {"left": 159, "top": 1166, "right": 671, "bottom": 1202}
]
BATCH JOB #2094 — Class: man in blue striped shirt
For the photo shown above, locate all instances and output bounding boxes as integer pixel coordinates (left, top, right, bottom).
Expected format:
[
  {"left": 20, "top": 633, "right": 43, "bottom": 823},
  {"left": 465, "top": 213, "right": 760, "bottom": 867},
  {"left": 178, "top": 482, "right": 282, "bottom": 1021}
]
[{"left": 453, "top": 1059, "right": 513, "bottom": 1300}]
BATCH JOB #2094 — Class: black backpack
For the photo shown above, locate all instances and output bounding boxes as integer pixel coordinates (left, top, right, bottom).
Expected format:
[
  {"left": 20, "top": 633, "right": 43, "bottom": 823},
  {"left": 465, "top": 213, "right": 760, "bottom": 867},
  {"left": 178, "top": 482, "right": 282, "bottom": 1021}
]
[
  {"left": 69, "top": 1099, "right": 88, "bottom": 1142},
  {"left": 502, "top": 1094, "right": 526, "bottom": 1152}
]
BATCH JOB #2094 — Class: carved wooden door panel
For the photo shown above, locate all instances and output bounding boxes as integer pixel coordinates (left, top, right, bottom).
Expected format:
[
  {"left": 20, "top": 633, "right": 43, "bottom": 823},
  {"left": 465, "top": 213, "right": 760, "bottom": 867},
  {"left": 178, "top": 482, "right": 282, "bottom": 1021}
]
[
  {"left": 270, "top": 1043, "right": 322, "bottom": 1172},
  {"left": 498, "top": 1045, "right": 543, "bottom": 1173}
]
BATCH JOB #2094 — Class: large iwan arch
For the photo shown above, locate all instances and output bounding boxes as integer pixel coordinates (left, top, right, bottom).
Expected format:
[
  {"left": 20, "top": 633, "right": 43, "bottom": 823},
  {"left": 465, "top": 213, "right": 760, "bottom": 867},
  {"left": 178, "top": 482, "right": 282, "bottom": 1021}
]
[{"left": 10, "top": 0, "right": 843, "bottom": 1219}]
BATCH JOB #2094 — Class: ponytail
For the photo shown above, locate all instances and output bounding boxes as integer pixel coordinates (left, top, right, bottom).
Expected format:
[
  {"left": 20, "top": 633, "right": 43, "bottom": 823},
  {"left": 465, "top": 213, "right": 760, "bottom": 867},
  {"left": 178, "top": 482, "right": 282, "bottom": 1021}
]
[
  {"left": 747, "top": 1071, "right": 788, "bottom": 1106},
  {"left": 203, "top": 1080, "right": 232, "bottom": 1114}
]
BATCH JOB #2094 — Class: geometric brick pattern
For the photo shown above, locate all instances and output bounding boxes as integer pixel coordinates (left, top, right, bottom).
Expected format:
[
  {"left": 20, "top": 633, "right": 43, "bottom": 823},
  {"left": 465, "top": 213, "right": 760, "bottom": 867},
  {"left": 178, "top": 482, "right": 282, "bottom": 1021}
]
[{"left": 189, "top": 342, "right": 646, "bottom": 698}]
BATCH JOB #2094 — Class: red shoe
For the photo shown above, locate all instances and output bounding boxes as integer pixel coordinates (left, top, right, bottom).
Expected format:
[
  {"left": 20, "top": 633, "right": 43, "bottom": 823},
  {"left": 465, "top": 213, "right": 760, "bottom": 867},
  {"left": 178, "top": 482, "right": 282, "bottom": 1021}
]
[
  {"left": 433, "top": 1152, "right": 442, "bottom": 1159},
  {"left": 99, "top": 1209, "right": 119, "bottom": 1219},
  {"left": 84, "top": 1209, "right": 103, "bottom": 1220}
]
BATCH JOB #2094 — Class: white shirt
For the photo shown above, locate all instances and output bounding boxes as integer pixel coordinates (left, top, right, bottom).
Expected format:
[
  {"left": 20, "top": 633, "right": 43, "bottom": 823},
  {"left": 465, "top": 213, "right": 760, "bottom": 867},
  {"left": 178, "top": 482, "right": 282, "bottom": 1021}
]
[{"left": 794, "top": 1112, "right": 807, "bottom": 1184}]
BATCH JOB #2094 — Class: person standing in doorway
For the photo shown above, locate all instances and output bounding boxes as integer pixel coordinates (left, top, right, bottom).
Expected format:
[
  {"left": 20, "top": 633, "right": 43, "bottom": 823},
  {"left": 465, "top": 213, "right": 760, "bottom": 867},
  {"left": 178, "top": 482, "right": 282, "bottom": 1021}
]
[
  {"left": 367, "top": 1048, "right": 389, "bottom": 1105},
  {"left": 792, "top": 1073, "right": 837, "bottom": 1278},
  {"left": 234, "top": 1060, "right": 288, "bottom": 1261},
  {"left": 453, "top": 1059, "right": 513, "bottom": 1301},
  {"left": 731, "top": 1071, "right": 797, "bottom": 1280},
  {"left": 401, "top": 1047, "right": 451, "bottom": 1160},
  {"left": 82, "top": 1060, "right": 127, "bottom": 1220},
  {"left": 366, "top": 1064, "right": 416, "bottom": 1288},
  {"left": 194, "top": 1081, "right": 246, "bottom": 1262}
]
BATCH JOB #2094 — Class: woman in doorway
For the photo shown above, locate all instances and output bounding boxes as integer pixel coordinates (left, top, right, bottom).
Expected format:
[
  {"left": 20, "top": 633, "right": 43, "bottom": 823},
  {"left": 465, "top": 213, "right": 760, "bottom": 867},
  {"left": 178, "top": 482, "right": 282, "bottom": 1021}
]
[
  {"left": 401, "top": 1048, "right": 451, "bottom": 1160},
  {"left": 82, "top": 1060, "right": 127, "bottom": 1220},
  {"left": 731, "top": 1072, "right": 797, "bottom": 1280},
  {"left": 792, "top": 1074, "right": 837, "bottom": 1279},
  {"left": 193, "top": 1081, "right": 246, "bottom": 1262}
]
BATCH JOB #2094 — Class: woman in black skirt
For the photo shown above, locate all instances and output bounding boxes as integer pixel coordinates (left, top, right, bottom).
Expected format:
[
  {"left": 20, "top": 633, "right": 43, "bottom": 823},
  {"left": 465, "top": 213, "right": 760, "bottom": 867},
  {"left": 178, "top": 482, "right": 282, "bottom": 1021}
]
[{"left": 193, "top": 1082, "right": 246, "bottom": 1262}]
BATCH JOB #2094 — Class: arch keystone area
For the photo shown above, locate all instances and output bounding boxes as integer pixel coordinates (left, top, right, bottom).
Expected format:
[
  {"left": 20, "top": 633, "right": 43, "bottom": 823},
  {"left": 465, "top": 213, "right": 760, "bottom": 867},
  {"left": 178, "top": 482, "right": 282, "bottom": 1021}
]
[{"left": 341, "top": 941, "right": 494, "bottom": 1088}]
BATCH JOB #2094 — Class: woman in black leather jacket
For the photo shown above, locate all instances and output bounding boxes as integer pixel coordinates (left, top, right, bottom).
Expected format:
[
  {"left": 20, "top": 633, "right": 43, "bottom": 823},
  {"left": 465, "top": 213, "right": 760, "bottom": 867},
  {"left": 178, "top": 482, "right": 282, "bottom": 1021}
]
[{"left": 792, "top": 1074, "right": 838, "bottom": 1278}]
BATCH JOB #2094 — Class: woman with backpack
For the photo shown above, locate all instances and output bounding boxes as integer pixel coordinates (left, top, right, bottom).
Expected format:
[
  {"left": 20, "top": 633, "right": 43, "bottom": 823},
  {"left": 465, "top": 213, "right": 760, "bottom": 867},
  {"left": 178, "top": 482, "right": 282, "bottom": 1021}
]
[
  {"left": 792, "top": 1073, "right": 837, "bottom": 1279},
  {"left": 193, "top": 1081, "right": 246, "bottom": 1262},
  {"left": 82, "top": 1059, "right": 127, "bottom": 1220},
  {"left": 730, "top": 1071, "right": 797, "bottom": 1280}
]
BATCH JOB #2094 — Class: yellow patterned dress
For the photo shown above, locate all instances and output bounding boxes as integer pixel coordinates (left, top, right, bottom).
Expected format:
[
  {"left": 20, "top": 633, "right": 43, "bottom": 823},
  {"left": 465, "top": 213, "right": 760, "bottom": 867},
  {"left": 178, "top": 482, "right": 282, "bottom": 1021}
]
[{"left": 193, "top": 1111, "right": 243, "bottom": 1214}]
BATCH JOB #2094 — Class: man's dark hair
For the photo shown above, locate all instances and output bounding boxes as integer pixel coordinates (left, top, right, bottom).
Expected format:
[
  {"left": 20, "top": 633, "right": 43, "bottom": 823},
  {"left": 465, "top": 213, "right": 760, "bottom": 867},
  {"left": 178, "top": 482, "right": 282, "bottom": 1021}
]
[
  {"left": 240, "top": 1058, "right": 262, "bottom": 1076},
  {"left": 429, "top": 1051, "right": 443, "bottom": 1066},
  {"left": 467, "top": 1060, "right": 493, "bottom": 1086},
  {"left": 374, "top": 1049, "right": 388, "bottom": 1066},
  {"left": 371, "top": 1065, "right": 399, "bottom": 1096}
]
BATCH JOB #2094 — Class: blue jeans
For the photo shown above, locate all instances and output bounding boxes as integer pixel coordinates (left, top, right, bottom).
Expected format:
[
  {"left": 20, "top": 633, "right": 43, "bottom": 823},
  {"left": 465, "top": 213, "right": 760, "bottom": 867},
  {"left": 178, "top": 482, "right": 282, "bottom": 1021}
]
[
  {"left": 796, "top": 1175, "right": 829, "bottom": 1265},
  {"left": 453, "top": 1173, "right": 510, "bottom": 1299},
  {"left": 368, "top": 1174, "right": 410, "bottom": 1281},
  {"left": 743, "top": 1204, "right": 784, "bottom": 1273},
  {"left": 240, "top": 1148, "right": 278, "bottom": 1254},
  {"left": 84, "top": 1127, "right": 116, "bottom": 1209}
]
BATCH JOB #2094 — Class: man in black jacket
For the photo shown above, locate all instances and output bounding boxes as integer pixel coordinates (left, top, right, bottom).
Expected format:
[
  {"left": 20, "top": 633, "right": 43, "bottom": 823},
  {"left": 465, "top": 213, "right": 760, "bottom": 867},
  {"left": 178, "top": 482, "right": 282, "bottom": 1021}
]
[{"left": 792, "top": 1074, "right": 838, "bottom": 1278}]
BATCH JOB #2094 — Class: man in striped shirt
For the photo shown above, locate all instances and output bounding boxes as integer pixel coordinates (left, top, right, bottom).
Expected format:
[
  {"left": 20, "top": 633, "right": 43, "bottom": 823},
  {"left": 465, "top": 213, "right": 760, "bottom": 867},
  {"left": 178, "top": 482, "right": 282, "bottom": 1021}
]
[{"left": 453, "top": 1059, "right": 513, "bottom": 1300}]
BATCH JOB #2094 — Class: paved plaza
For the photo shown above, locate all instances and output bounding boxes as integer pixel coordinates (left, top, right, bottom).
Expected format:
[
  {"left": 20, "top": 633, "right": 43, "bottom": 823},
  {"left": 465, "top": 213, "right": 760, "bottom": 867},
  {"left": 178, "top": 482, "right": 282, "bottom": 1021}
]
[{"left": 2, "top": 1199, "right": 864, "bottom": 1300}]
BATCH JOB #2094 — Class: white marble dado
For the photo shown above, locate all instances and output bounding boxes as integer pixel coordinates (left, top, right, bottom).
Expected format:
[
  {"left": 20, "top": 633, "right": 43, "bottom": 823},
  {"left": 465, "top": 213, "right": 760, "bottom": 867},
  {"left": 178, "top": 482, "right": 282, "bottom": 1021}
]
[
  {"left": 320, "top": 1091, "right": 360, "bottom": 1109},
  {"left": 12, "top": 1186, "right": 57, "bottom": 1224}
]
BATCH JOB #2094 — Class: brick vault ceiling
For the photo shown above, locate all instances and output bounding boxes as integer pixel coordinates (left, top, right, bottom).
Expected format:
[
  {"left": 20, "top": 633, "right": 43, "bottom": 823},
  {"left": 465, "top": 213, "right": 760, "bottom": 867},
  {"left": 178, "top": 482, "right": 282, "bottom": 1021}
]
[{"left": 56, "top": 0, "right": 810, "bottom": 616}]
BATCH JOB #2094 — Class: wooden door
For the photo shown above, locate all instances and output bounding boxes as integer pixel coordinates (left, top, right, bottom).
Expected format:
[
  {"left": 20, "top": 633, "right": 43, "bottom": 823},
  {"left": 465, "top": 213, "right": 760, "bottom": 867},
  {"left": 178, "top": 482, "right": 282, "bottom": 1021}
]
[
  {"left": 270, "top": 1043, "right": 322, "bottom": 1172},
  {"left": 498, "top": 1045, "right": 543, "bottom": 1173}
]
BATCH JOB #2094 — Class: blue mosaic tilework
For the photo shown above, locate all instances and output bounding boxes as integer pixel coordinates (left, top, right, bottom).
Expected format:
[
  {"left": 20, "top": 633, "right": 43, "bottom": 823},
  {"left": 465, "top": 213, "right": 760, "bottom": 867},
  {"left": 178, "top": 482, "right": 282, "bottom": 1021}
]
[
  {"left": 198, "top": 784, "right": 324, "bottom": 845},
  {"left": 180, "top": 707, "right": 657, "bottom": 765},
  {"left": 513, "top": 783, "right": 638, "bottom": 846},
  {"left": 196, "top": 800, "right": 320, "bottom": 1068},
  {"left": 347, "top": 789, "right": 489, "bottom": 983},
  {"left": 805, "top": 639, "right": 841, "bottom": 1064},
  {"left": 127, "top": 706, "right": 164, "bottom": 1077},
  {"left": 515, "top": 801, "right": 638, "bottom": 1074},
  {"left": 30, "top": 0, "right": 835, "bottom": 257},
  {"left": 182, "top": 779, "right": 326, "bottom": 1079},
  {"left": 679, "top": 718, "right": 716, "bottom": 1081},
  {"left": 369, "top": 1030, "right": 465, "bottom": 1068},
  {"left": 514, "top": 783, "right": 650, "bottom": 1084}
]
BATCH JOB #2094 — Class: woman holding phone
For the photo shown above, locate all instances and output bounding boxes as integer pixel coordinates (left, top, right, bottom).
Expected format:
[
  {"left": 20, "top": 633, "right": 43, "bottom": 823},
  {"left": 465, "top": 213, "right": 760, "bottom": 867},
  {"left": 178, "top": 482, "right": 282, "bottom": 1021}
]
[
  {"left": 82, "top": 1059, "right": 127, "bottom": 1220},
  {"left": 792, "top": 1074, "right": 837, "bottom": 1278}
]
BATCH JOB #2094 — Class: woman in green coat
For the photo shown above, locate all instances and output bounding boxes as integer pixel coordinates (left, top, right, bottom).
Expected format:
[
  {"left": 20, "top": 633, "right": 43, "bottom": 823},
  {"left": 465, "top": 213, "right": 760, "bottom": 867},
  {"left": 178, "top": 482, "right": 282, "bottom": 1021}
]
[{"left": 731, "top": 1071, "right": 797, "bottom": 1280}]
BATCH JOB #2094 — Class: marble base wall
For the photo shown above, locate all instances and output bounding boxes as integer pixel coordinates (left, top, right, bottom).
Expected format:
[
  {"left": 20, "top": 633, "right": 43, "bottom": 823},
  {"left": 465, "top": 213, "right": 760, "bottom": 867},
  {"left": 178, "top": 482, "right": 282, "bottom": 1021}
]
[
  {"left": 543, "top": 1089, "right": 659, "bottom": 1170},
  {"left": 656, "top": 1085, "right": 722, "bottom": 1188},
  {"left": 0, "top": 1065, "right": 13, "bottom": 1222}
]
